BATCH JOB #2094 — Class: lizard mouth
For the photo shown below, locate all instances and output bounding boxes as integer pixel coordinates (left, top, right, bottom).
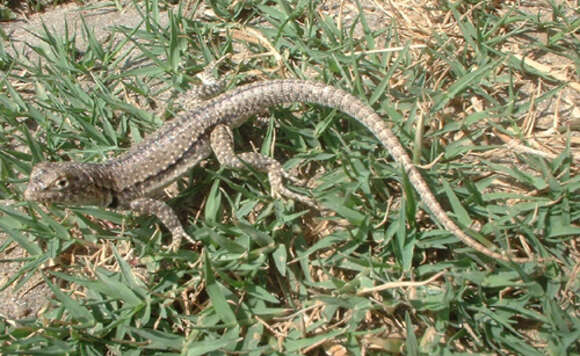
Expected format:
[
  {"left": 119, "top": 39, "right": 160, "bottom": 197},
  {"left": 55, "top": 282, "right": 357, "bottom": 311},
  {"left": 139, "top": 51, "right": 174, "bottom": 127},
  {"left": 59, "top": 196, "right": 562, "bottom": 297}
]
[
  {"left": 24, "top": 184, "right": 116, "bottom": 207},
  {"left": 24, "top": 187, "right": 65, "bottom": 203},
  {"left": 23, "top": 186, "right": 43, "bottom": 202}
]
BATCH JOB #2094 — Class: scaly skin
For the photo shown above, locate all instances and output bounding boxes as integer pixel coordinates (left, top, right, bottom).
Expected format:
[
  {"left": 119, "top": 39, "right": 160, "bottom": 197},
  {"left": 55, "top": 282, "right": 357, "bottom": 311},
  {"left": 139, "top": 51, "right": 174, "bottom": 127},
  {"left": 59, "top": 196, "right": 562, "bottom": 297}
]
[{"left": 24, "top": 80, "right": 533, "bottom": 262}]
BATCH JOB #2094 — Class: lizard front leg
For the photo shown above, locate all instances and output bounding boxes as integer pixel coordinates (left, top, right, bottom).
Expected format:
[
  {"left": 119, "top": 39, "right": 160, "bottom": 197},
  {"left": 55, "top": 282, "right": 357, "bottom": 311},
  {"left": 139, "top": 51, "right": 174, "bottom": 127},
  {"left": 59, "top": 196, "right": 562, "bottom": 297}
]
[
  {"left": 176, "top": 56, "right": 229, "bottom": 111},
  {"left": 210, "top": 124, "right": 319, "bottom": 209},
  {"left": 129, "top": 198, "right": 196, "bottom": 251}
]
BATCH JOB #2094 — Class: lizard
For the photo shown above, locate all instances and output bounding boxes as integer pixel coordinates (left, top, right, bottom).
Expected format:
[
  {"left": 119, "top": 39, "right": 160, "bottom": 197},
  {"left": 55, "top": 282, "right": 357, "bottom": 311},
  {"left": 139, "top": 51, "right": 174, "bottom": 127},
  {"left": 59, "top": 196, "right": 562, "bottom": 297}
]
[{"left": 23, "top": 78, "right": 533, "bottom": 263}]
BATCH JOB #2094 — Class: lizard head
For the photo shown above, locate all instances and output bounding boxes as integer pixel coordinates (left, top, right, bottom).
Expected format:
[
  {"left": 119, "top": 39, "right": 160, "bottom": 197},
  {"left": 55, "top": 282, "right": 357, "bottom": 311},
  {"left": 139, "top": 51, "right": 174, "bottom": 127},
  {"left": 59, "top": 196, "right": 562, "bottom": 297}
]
[{"left": 24, "top": 162, "right": 114, "bottom": 207}]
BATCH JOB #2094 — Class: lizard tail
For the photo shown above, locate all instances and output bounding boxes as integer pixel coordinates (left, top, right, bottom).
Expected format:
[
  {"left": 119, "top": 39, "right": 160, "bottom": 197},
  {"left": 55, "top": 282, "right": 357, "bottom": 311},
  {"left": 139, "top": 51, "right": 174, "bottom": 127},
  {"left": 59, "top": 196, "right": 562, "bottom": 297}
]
[{"left": 264, "top": 80, "right": 533, "bottom": 263}]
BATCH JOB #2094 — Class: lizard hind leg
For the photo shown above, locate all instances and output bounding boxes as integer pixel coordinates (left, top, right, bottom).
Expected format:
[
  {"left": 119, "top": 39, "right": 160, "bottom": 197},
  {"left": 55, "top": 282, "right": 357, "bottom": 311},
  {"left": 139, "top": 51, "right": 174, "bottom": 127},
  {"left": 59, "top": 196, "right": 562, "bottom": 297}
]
[{"left": 210, "top": 124, "right": 320, "bottom": 209}]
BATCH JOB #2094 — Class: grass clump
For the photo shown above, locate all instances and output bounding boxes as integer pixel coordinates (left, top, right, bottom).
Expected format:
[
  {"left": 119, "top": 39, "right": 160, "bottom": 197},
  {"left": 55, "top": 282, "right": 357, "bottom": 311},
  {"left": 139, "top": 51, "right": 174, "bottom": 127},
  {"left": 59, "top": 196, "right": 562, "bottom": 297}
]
[{"left": 0, "top": 0, "right": 579, "bottom": 354}]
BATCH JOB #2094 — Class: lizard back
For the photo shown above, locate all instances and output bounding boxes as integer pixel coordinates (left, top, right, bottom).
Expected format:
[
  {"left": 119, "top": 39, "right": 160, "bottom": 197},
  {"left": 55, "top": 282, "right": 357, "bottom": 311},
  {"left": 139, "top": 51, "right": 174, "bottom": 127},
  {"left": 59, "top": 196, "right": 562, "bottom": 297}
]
[{"left": 98, "top": 79, "right": 530, "bottom": 262}]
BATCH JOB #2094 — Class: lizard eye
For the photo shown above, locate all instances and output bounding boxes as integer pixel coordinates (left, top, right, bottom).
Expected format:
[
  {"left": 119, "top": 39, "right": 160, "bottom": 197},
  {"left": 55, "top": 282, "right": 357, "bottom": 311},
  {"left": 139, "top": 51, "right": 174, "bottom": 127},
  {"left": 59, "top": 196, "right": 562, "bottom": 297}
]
[{"left": 54, "top": 177, "right": 69, "bottom": 190}]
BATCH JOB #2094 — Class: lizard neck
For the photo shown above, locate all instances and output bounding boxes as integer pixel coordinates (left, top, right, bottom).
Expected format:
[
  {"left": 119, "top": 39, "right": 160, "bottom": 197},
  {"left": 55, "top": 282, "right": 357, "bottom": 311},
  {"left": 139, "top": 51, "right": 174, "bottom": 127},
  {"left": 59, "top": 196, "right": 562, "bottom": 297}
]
[{"left": 71, "top": 162, "right": 119, "bottom": 207}]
